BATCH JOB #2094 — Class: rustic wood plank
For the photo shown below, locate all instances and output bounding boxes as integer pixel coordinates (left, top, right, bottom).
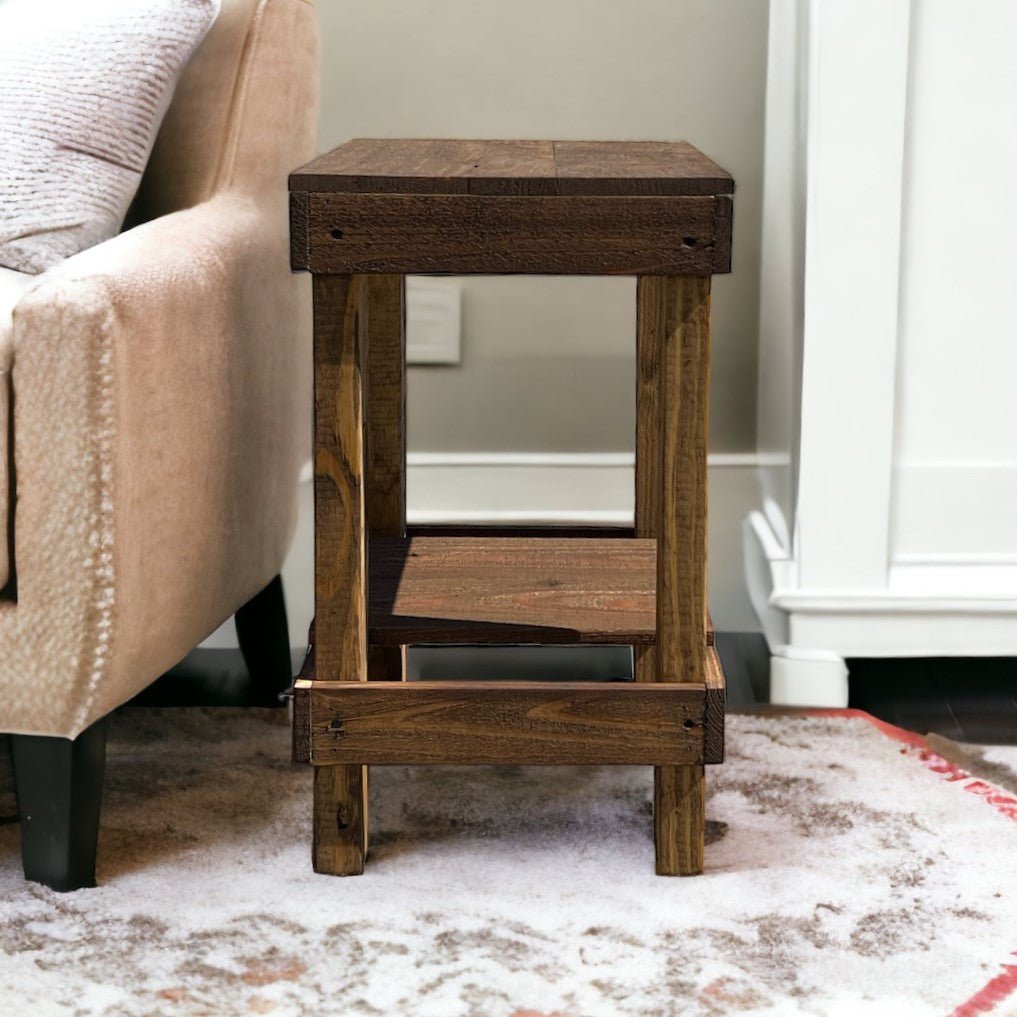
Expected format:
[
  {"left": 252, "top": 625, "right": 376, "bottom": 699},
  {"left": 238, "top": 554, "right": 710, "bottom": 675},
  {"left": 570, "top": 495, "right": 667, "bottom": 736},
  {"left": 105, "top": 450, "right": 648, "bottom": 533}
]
[
  {"left": 553, "top": 141, "right": 733, "bottom": 196},
  {"left": 314, "top": 764, "right": 367, "bottom": 876},
  {"left": 369, "top": 536, "right": 654, "bottom": 644},
  {"left": 314, "top": 275, "right": 368, "bottom": 681},
  {"left": 364, "top": 275, "right": 407, "bottom": 536},
  {"left": 634, "top": 270, "right": 663, "bottom": 690},
  {"left": 293, "top": 614, "right": 718, "bottom": 767},
  {"left": 713, "top": 195, "right": 734, "bottom": 278},
  {"left": 307, "top": 681, "right": 707, "bottom": 766},
  {"left": 637, "top": 275, "right": 713, "bottom": 876},
  {"left": 291, "top": 139, "right": 733, "bottom": 197},
  {"left": 368, "top": 536, "right": 715, "bottom": 646},
  {"left": 658, "top": 276, "right": 711, "bottom": 683},
  {"left": 636, "top": 274, "right": 672, "bottom": 873},
  {"left": 402, "top": 529, "right": 713, "bottom": 647},
  {"left": 300, "top": 193, "right": 729, "bottom": 276},
  {"left": 293, "top": 672, "right": 312, "bottom": 765},
  {"left": 312, "top": 274, "right": 369, "bottom": 875},
  {"left": 365, "top": 274, "right": 407, "bottom": 683},
  {"left": 291, "top": 138, "right": 557, "bottom": 195},
  {"left": 289, "top": 191, "right": 309, "bottom": 271},
  {"left": 654, "top": 763, "right": 705, "bottom": 876},
  {"left": 704, "top": 643, "right": 726, "bottom": 764}
]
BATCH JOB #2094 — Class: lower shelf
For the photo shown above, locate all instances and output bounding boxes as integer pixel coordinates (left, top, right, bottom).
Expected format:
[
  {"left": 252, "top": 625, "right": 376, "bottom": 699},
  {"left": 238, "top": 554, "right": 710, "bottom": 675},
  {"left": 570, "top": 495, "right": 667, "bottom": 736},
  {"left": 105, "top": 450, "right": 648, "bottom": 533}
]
[
  {"left": 293, "top": 643, "right": 725, "bottom": 767},
  {"left": 369, "top": 536, "right": 715, "bottom": 646}
]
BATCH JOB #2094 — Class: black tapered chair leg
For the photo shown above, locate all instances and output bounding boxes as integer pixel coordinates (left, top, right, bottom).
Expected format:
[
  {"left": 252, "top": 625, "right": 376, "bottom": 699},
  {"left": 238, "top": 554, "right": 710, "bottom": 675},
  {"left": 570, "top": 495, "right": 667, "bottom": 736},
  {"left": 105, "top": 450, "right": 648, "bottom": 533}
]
[
  {"left": 11, "top": 716, "right": 108, "bottom": 891},
  {"left": 235, "top": 574, "right": 292, "bottom": 707}
]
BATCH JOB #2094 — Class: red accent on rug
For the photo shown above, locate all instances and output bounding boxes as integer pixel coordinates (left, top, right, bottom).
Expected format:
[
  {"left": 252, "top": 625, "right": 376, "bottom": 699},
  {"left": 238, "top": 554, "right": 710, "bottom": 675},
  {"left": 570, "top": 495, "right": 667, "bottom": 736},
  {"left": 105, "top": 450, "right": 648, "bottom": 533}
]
[
  {"left": 949, "top": 958, "right": 1017, "bottom": 1017},
  {"left": 810, "top": 708, "right": 1017, "bottom": 1014}
]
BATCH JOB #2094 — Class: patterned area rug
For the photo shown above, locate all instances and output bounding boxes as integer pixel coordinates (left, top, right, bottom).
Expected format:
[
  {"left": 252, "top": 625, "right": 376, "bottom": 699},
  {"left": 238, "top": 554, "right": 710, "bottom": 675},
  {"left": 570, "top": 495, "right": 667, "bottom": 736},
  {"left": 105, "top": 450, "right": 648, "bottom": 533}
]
[{"left": 2, "top": 709, "right": 1017, "bottom": 1016}]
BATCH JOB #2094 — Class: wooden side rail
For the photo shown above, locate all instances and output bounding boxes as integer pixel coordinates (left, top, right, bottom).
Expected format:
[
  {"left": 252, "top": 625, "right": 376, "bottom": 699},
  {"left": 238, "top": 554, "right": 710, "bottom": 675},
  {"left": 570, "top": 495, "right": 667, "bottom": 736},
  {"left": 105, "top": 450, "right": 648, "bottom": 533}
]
[
  {"left": 704, "top": 643, "right": 725, "bottom": 764},
  {"left": 296, "top": 680, "right": 709, "bottom": 766}
]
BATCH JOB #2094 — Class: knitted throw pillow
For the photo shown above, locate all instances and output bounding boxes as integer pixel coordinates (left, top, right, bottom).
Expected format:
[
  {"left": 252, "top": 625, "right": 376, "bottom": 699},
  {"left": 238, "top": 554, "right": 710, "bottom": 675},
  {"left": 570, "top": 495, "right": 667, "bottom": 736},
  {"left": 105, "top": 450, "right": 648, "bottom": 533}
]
[{"left": 0, "top": 0, "right": 220, "bottom": 274}]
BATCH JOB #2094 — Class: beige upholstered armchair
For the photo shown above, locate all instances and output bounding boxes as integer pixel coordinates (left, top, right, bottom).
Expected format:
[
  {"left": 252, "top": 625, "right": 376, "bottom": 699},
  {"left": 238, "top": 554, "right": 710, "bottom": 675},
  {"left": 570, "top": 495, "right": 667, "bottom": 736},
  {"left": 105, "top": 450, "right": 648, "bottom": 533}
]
[{"left": 0, "top": 0, "right": 318, "bottom": 889}]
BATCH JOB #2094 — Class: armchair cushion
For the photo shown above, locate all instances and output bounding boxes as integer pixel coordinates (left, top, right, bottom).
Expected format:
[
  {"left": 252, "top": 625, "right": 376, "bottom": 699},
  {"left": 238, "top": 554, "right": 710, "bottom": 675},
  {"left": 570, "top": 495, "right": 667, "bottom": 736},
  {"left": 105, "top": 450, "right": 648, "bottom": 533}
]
[{"left": 0, "top": 0, "right": 220, "bottom": 274}]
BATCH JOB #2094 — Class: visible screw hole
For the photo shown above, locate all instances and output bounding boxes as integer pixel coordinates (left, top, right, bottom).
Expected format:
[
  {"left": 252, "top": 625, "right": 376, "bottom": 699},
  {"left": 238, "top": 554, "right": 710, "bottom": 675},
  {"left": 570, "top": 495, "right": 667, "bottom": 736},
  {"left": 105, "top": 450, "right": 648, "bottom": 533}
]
[
  {"left": 681, "top": 236, "right": 697, "bottom": 247},
  {"left": 683, "top": 718, "right": 697, "bottom": 730},
  {"left": 330, "top": 228, "right": 344, "bottom": 239}
]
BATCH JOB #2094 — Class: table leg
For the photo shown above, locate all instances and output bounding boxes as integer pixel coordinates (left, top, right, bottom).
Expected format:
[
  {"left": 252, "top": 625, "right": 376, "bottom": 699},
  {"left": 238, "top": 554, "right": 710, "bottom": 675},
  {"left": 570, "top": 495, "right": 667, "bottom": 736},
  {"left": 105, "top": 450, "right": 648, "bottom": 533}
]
[
  {"left": 635, "top": 275, "right": 711, "bottom": 875},
  {"left": 365, "top": 274, "right": 408, "bottom": 683},
  {"left": 312, "top": 274, "right": 369, "bottom": 875}
]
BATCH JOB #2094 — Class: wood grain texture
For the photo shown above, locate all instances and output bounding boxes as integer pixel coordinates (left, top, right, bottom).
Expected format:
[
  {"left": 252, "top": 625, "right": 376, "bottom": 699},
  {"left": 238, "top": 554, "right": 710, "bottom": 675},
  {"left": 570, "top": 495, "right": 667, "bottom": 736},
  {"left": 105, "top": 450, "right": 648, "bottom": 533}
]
[
  {"left": 654, "top": 764, "right": 705, "bottom": 876},
  {"left": 364, "top": 274, "right": 407, "bottom": 683},
  {"left": 634, "top": 271, "right": 663, "bottom": 690},
  {"left": 370, "top": 536, "right": 655, "bottom": 645},
  {"left": 291, "top": 622, "right": 721, "bottom": 765},
  {"left": 289, "top": 191, "right": 308, "bottom": 271},
  {"left": 312, "top": 274, "right": 369, "bottom": 874},
  {"left": 297, "top": 193, "right": 730, "bottom": 276},
  {"left": 637, "top": 275, "right": 713, "bottom": 876},
  {"left": 655, "top": 276, "right": 712, "bottom": 683},
  {"left": 636, "top": 273, "right": 674, "bottom": 872},
  {"left": 367, "top": 536, "right": 714, "bottom": 646},
  {"left": 313, "top": 763, "right": 367, "bottom": 876},
  {"left": 293, "top": 676, "right": 312, "bottom": 764},
  {"left": 306, "top": 681, "right": 707, "bottom": 766},
  {"left": 553, "top": 141, "right": 733, "bottom": 196},
  {"left": 712, "top": 195, "right": 734, "bottom": 280},
  {"left": 313, "top": 275, "right": 368, "bottom": 681},
  {"left": 290, "top": 139, "right": 733, "bottom": 196},
  {"left": 704, "top": 643, "right": 726, "bottom": 764},
  {"left": 364, "top": 275, "right": 406, "bottom": 536}
]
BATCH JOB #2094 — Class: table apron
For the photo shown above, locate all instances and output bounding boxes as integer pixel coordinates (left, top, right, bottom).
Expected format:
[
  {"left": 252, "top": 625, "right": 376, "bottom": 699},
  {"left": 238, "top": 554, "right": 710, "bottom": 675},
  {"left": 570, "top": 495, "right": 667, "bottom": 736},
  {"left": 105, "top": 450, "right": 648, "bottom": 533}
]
[{"left": 291, "top": 192, "right": 732, "bottom": 275}]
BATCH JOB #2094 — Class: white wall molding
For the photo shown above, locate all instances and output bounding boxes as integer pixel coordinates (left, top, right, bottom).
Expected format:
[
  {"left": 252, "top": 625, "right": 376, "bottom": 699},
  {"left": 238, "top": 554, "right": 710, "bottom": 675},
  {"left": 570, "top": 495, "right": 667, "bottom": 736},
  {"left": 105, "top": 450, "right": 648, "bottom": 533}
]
[
  {"left": 745, "top": 507, "right": 1017, "bottom": 668},
  {"left": 405, "top": 451, "right": 764, "bottom": 469},
  {"left": 795, "top": 0, "right": 913, "bottom": 589},
  {"left": 299, "top": 451, "right": 763, "bottom": 484},
  {"left": 403, "top": 453, "right": 761, "bottom": 536}
]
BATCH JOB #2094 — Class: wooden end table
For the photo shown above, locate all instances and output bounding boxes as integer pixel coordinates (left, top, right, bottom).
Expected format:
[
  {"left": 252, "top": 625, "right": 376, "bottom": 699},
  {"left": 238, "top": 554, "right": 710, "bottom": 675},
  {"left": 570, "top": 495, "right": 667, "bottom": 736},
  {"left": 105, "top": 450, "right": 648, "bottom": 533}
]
[{"left": 289, "top": 139, "right": 734, "bottom": 877}]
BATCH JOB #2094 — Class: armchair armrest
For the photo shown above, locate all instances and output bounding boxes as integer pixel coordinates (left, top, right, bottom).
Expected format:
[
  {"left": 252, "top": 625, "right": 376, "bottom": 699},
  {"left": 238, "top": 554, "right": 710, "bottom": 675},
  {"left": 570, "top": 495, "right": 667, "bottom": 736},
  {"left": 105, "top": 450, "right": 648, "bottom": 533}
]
[{"left": 4, "top": 193, "right": 309, "bottom": 736}]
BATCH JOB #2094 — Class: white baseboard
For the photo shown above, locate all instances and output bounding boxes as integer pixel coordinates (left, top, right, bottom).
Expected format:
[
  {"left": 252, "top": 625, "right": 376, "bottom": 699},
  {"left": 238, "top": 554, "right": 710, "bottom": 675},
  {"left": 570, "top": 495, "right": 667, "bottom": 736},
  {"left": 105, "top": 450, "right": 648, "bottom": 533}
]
[
  {"left": 406, "top": 453, "right": 635, "bottom": 526},
  {"left": 299, "top": 450, "right": 761, "bottom": 525}
]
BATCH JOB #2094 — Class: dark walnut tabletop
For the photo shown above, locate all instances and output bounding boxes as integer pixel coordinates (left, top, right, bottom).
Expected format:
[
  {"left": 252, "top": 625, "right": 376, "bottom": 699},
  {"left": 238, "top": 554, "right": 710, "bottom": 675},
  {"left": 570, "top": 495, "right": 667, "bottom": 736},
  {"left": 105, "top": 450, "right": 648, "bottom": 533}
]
[
  {"left": 289, "top": 139, "right": 734, "bottom": 276},
  {"left": 290, "top": 138, "right": 733, "bottom": 196}
]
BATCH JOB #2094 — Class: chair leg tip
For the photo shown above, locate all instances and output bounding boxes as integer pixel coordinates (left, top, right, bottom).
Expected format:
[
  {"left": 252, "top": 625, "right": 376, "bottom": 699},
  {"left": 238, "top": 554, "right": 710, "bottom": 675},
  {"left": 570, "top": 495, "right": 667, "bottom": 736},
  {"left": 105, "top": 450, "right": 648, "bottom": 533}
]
[{"left": 23, "top": 866, "right": 97, "bottom": 892}]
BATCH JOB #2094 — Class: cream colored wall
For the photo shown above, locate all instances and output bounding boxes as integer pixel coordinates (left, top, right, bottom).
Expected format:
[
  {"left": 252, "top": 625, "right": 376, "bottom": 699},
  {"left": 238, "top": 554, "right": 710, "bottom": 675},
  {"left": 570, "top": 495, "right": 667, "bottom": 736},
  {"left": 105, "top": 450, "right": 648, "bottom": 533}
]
[{"left": 315, "top": 0, "right": 769, "bottom": 453}]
